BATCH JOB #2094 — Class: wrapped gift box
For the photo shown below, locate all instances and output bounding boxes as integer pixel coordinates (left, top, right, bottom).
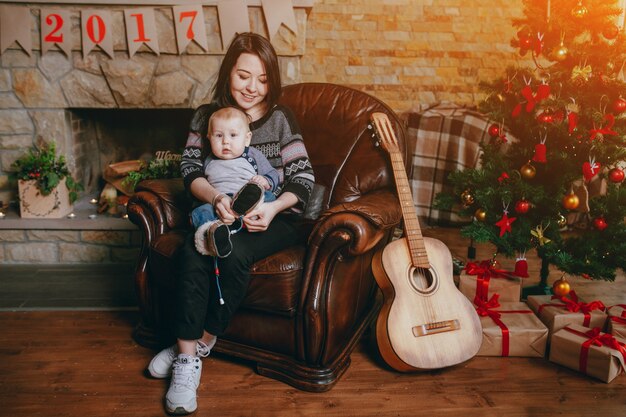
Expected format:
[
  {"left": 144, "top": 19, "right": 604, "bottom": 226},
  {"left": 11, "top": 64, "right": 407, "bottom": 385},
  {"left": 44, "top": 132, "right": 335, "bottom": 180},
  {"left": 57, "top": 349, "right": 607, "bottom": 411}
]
[
  {"left": 527, "top": 292, "right": 607, "bottom": 336},
  {"left": 460, "top": 261, "right": 522, "bottom": 303},
  {"left": 475, "top": 297, "right": 548, "bottom": 357},
  {"left": 608, "top": 305, "right": 626, "bottom": 340},
  {"left": 549, "top": 324, "right": 626, "bottom": 383}
]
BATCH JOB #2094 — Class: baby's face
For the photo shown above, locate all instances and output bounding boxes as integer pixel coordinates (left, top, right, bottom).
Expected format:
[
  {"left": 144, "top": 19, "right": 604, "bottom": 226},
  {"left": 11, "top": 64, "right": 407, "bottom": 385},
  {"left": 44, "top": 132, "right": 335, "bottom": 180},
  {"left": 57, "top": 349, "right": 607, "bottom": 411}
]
[{"left": 209, "top": 117, "right": 251, "bottom": 160}]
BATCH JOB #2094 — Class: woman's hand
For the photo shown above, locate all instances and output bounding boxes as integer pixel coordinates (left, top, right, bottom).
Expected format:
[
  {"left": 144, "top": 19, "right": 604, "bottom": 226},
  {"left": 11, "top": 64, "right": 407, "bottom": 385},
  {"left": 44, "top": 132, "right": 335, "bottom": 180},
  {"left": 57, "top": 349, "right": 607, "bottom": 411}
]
[
  {"left": 242, "top": 201, "right": 280, "bottom": 232},
  {"left": 243, "top": 192, "right": 299, "bottom": 232},
  {"left": 214, "top": 195, "right": 237, "bottom": 225}
]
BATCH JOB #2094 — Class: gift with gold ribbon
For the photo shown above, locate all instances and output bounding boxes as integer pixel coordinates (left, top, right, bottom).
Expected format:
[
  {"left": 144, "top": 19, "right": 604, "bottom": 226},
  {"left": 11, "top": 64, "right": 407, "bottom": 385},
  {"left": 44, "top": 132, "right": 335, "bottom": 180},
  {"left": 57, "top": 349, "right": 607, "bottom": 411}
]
[
  {"left": 549, "top": 324, "right": 626, "bottom": 383},
  {"left": 527, "top": 291, "right": 607, "bottom": 336},
  {"left": 459, "top": 260, "right": 522, "bottom": 303},
  {"left": 608, "top": 304, "right": 626, "bottom": 339},
  {"left": 474, "top": 294, "right": 548, "bottom": 357}
]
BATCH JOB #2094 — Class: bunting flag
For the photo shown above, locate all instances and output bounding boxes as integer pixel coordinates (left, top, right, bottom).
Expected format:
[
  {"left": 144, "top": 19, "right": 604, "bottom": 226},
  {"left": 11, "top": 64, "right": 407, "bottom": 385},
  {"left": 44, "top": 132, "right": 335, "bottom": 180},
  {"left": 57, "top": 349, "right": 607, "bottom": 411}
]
[
  {"left": 0, "top": 5, "right": 32, "bottom": 56},
  {"left": 81, "top": 10, "right": 114, "bottom": 58},
  {"left": 172, "top": 5, "right": 208, "bottom": 54},
  {"left": 262, "top": 0, "right": 297, "bottom": 40},
  {"left": 0, "top": 1, "right": 299, "bottom": 58},
  {"left": 216, "top": 0, "right": 250, "bottom": 50},
  {"left": 124, "top": 8, "right": 159, "bottom": 57},
  {"left": 41, "top": 9, "right": 72, "bottom": 57}
]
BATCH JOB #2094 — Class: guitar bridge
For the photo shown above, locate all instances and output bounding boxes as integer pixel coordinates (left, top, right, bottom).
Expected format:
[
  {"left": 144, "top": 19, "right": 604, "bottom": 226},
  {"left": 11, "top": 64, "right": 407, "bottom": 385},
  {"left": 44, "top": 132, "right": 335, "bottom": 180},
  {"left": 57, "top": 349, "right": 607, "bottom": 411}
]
[{"left": 412, "top": 319, "right": 460, "bottom": 337}]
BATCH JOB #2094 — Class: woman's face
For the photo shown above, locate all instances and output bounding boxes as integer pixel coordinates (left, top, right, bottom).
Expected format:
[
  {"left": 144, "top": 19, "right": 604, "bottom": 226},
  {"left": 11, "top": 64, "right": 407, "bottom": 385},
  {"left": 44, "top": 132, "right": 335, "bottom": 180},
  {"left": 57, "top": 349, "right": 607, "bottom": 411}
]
[{"left": 229, "top": 53, "right": 268, "bottom": 121}]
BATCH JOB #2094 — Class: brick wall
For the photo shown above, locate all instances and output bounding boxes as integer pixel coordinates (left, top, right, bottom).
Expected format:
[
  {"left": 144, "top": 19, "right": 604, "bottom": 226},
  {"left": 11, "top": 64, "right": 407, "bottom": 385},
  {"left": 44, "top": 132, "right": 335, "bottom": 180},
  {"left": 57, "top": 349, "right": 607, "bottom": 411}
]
[{"left": 300, "top": 0, "right": 528, "bottom": 112}]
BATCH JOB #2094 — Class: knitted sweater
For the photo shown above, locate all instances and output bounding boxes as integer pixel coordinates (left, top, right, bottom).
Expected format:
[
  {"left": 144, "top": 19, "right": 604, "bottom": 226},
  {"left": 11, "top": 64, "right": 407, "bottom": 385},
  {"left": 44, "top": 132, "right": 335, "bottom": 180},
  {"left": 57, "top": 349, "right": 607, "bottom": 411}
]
[{"left": 181, "top": 103, "right": 314, "bottom": 212}]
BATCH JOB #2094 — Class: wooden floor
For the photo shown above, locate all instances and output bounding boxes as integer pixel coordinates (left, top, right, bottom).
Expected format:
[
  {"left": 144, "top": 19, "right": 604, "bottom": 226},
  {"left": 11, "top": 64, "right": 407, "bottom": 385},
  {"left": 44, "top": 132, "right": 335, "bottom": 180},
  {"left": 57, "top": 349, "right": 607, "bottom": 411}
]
[{"left": 0, "top": 226, "right": 625, "bottom": 417}]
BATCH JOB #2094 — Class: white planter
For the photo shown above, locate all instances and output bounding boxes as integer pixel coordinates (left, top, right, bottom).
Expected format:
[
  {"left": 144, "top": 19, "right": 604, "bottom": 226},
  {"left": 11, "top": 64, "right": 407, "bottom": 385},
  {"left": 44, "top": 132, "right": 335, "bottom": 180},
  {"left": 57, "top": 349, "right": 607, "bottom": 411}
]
[{"left": 18, "top": 178, "right": 73, "bottom": 219}]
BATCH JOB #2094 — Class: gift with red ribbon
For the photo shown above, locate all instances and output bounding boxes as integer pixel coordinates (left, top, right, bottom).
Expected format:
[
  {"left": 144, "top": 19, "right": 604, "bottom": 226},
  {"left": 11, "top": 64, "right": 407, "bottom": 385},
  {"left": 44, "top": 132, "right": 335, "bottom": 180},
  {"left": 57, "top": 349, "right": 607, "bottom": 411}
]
[
  {"left": 460, "top": 260, "right": 523, "bottom": 303},
  {"left": 527, "top": 291, "right": 607, "bottom": 336},
  {"left": 549, "top": 324, "right": 626, "bottom": 383},
  {"left": 474, "top": 294, "right": 548, "bottom": 357},
  {"left": 608, "top": 304, "right": 626, "bottom": 339}
]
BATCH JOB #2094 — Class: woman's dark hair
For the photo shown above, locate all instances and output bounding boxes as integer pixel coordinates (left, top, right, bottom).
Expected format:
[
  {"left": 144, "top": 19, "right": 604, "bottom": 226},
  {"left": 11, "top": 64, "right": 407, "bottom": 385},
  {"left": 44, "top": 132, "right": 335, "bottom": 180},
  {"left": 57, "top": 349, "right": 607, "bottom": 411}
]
[{"left": 212, "top": 32, "right": 282, "bottom": 110}]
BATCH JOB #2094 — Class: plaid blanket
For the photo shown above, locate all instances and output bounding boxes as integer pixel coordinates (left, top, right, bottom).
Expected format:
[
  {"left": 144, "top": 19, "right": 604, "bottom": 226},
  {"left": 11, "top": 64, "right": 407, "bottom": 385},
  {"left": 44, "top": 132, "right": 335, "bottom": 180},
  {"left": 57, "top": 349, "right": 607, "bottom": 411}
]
[{"left": 403, "top": 104, "right": 490, "bottom": 225}]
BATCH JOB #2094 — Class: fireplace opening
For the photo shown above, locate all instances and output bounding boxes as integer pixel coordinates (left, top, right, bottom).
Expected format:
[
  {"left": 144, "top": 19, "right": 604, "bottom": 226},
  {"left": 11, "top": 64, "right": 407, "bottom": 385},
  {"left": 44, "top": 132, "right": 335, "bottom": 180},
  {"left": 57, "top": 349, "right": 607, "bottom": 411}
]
[{"left": 70, "top": 108, "right": 194, "bottom": 195}]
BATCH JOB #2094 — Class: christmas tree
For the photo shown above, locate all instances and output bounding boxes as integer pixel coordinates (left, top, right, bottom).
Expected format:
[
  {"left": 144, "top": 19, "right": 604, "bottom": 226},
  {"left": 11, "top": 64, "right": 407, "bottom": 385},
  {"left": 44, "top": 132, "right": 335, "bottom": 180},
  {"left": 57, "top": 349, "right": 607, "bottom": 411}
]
[{"left": 435, "top": 0, "right": 626, "bottom": 292}]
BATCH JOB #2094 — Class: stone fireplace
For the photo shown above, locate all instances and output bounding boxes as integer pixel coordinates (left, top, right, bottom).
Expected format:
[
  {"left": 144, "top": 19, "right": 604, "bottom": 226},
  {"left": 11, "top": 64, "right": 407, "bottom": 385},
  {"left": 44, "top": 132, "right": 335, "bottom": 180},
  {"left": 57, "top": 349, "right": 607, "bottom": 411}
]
[{"left": 0, "top": 2, "right": 311, "bottom": 263}]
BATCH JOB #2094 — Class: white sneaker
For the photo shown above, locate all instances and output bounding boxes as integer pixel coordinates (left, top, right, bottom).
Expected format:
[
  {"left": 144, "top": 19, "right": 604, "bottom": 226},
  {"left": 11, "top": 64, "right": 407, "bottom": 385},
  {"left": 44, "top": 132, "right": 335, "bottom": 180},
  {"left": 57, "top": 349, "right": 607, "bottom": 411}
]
[
  {"left": 165, "top": 354, "right": 202, "bottom": 415},
  {"left": 147, "top": 338, "right": 215, "bottom": 379}
]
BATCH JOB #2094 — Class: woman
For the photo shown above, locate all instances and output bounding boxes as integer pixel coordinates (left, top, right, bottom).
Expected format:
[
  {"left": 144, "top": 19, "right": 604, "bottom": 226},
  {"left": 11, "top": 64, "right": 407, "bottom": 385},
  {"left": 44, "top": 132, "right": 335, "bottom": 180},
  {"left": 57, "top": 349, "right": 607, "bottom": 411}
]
[{"left": 146, "top": 33, "right": 314, "bottom": 415}]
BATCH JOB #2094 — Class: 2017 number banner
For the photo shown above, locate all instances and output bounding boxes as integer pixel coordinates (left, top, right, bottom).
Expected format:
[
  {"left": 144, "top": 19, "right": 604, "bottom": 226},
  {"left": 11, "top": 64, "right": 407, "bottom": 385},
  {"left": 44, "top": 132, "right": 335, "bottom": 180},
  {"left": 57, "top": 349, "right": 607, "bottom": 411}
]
[{"left": 0, "top": 0, "right": 298, "bottom": 58}]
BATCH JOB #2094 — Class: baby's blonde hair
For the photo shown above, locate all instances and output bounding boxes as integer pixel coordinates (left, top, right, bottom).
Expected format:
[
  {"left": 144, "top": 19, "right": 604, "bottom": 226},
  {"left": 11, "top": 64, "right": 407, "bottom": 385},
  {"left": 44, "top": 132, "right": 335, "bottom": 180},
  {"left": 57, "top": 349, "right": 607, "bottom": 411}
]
[{"left": 208, "top": 107, "right": 251, "bottom": 134}]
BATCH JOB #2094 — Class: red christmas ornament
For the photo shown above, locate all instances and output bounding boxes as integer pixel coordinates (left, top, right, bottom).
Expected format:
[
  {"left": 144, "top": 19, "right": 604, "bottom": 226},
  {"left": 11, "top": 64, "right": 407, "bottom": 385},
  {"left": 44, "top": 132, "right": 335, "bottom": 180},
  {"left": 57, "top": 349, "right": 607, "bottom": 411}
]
[
  {"left": 519, "top": 34, "right": 533, "bottom": 51},
  {"left": 608, "top": 167, "right": 625, "bottom": 183},
  {"left": 495, "top": 212, "right": 516, "bottom": 237},
  {"left": 567, "top": 110, "right": 579, "bottom": 134},
  {"left": 603, "top": 23, "right": 620, "bottom": 40},
  {"left": 593, "top": 217, "right": 608, "bottom": 231},
  {"left": 514, "top": 199, "right": 530, "bottom": 214},
  {"left": 537, "top": 111, "right": 554, "bottom": 123},
  {"left": 613, "top": 97, "right": 626, "bottom": 114},
  {"left": 582, "top": 159, "right": 601, "bottom": 182},
  {"left": 532, "top": 142, "right": 547, "bottom": 163},
  {"left": 514, "top": 254, "right": 529, "bottom": 278},
  {"left": 488, "top": 124, "right": 501, "bottom": 138}
]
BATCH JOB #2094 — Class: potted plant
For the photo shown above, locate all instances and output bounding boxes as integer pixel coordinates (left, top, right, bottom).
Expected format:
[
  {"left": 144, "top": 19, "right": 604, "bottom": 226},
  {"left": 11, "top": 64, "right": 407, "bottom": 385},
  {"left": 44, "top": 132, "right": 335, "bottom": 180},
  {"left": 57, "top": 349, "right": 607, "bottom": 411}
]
[{"left": 11, "top": 141, "right": 82, "bottom": 218}]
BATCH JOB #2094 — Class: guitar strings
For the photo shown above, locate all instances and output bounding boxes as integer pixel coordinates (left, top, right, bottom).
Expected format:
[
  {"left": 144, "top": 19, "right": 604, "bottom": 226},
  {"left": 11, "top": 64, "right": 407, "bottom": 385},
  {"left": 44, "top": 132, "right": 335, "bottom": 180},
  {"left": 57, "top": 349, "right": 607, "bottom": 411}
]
[{"left": 377, "top": 114, "right": 436, "bottom": 323}]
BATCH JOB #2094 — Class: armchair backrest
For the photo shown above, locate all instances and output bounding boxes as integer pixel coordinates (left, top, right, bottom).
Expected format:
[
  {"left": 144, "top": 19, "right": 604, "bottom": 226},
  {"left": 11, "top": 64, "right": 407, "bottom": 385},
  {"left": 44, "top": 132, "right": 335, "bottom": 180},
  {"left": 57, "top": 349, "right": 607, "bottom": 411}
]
[{"left": 279, "top": 83, "right": 408, "bottom": 209}]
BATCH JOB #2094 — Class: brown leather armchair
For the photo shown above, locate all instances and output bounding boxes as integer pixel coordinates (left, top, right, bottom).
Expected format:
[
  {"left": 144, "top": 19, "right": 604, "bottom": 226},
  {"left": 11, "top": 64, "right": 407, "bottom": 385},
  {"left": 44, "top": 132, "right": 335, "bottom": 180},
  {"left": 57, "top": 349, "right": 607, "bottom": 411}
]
[{"left": 127, "top": 83, "right": 408, "bottom": 392}]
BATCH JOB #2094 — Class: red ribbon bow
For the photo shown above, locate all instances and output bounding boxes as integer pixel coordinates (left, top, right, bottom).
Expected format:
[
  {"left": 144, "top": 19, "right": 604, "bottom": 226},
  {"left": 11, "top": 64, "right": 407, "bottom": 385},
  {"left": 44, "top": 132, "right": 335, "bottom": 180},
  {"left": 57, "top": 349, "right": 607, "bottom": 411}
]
[
  {"left": 465, "top": 261, "right": 515, "bottom": 301},
  {"left": 542, "top": 291, "right": 606, "bottom": 326},
  {"left": 511, "top": 83, "right": 550, "bottom": 117},
  {"left": 589, "top": 114, "right": 618, "bottom": 141},
  {"left": 474, "top": 294, "right": 533, "bottom": 357},
  {"left": 564, "top": 326, "right": 626, "bottom": 373}
]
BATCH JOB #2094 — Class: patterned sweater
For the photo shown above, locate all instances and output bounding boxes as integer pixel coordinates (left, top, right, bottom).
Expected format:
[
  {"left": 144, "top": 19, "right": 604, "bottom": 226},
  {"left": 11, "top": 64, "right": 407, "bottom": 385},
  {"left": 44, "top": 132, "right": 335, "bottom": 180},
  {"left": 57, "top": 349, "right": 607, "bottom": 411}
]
[{"left": 181, "top": 103, "right": 314, "bottom": 212}]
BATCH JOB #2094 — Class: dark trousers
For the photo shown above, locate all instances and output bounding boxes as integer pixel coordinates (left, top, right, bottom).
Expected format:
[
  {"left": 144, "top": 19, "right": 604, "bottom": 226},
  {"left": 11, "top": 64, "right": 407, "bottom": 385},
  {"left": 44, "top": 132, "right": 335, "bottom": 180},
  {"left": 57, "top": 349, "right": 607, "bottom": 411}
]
[{"left": 174, "top": 215, "right": 302, "bottom": 340}]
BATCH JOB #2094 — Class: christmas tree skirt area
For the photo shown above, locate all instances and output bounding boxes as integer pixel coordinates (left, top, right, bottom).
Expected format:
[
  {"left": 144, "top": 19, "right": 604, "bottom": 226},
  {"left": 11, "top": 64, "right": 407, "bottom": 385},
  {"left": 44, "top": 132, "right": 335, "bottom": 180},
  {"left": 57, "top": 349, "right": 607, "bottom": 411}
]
[{"left": 422, "top": 226, "right": 626, "bottom": 306}]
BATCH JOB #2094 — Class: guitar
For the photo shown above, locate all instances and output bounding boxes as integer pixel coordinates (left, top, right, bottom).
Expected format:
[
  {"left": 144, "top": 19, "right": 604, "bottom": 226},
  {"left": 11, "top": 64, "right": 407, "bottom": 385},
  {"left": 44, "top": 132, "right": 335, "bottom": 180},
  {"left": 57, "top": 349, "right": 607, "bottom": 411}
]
[{"left": 370, "top": 112, "right": 482, "bottom": 372}]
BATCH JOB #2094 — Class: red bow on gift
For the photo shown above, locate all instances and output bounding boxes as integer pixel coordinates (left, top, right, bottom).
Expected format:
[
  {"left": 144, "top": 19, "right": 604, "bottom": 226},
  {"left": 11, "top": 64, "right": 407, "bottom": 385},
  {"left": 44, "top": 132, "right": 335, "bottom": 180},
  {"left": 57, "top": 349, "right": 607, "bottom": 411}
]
[
  {"left": 564, "top": 326, "right": 626, "bottom": 373},
  {"left": 550, "top": 291, "right": 606, "bottom": 326},
  {"left": 589, "top": 114, "right": 618, "bottom": 141},
  {"left": 465, "top": 261, "right": 516, "bottom": 301},
  {"left": 552, "top": 291, "right": 606, "bottom": 315},
  {"left": 474, "top": 294, "right": 533, "bottom": 357}
]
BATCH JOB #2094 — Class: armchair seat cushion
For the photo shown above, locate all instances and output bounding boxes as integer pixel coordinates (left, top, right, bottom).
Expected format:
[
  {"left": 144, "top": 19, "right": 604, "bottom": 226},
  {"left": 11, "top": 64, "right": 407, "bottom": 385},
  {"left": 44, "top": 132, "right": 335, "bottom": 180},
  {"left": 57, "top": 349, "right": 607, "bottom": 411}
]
[{"left": 149, "top": 232, "right": 304, "bottom": 317}]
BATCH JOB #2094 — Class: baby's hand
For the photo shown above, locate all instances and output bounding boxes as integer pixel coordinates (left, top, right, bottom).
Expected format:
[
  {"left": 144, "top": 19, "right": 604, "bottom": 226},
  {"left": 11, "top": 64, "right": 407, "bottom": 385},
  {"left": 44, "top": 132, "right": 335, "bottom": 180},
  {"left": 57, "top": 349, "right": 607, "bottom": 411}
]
[{"left": 251, "top": 175, "right": 271, "bottom": 190}]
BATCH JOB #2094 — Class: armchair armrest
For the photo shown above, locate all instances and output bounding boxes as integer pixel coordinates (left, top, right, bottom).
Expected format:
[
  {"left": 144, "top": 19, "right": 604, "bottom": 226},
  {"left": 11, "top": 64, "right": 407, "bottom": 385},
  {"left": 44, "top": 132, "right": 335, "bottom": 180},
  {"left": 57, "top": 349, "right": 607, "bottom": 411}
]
[
  {"left": 128, "top": 178, "right": 191, "bottom": 239},
  {"left": 301, "top": 189, "right": 402, "bottom": 364},
  {"left": 309, "top": 188, "right": 402, "bottom": 255}
]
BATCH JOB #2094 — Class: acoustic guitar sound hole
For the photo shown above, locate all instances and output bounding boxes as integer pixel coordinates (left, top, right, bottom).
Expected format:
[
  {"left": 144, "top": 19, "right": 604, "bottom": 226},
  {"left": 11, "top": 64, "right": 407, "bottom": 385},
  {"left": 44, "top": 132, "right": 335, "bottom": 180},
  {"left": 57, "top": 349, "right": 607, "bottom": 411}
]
[{"left": 410, "top": 267, "right": 438, "bottom": 294}]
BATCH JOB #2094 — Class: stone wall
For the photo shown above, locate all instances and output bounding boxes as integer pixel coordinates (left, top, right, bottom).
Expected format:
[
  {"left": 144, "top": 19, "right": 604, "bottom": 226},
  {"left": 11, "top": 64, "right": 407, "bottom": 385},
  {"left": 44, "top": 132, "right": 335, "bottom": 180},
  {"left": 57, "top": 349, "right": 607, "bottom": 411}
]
[{"left": 0, "top": 229, "right": 140, "bottom": 264}]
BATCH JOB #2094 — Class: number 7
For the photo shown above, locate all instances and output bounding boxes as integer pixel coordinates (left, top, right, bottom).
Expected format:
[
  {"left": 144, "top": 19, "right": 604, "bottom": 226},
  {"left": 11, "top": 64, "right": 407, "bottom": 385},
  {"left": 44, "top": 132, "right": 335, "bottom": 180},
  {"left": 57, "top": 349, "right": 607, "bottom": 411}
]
[{"left": 179, "top": 11, "right": 197, "bottom": 40}]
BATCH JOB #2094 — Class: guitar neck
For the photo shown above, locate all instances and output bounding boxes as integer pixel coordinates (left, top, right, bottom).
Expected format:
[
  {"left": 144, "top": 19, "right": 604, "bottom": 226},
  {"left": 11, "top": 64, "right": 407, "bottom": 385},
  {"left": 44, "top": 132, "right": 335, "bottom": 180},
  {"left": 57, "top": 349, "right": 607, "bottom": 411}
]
[{"left": 387, "top": 148, "right": 430, "bottom": 269}]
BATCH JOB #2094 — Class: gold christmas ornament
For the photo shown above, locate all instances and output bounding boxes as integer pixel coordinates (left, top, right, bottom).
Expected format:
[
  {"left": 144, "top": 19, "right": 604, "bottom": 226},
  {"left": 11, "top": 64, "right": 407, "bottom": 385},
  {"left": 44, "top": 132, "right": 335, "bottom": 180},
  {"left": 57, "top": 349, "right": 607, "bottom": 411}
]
[
  {"left": 553, "top": 43, "right": 569, "bottom": 62},
  {"left": 571, "top": 1, "right": 588, "bottom": 19},
  {"left": 520, "top": 161, "right": 536, "bottom": 180},
  {"left": 461, "top": 189, "right": 475, "bottom": 206},
  {"left": 562, "top": 191, "right": 580, "bottom": 210},
  {"left": 556, "top": 213, "right": 567, "bottom": 228},
  {"left": 474, "top": 208, "right": 487, "bottom": 222},
  {"left": 552, "top": 276, "right": 571, "bottom": 297}
]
